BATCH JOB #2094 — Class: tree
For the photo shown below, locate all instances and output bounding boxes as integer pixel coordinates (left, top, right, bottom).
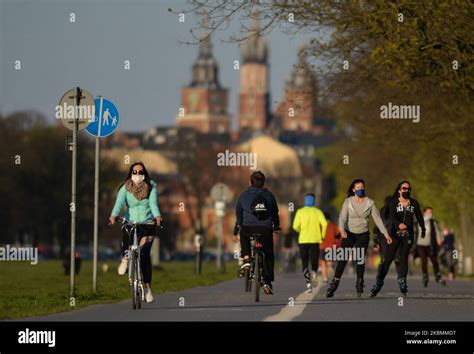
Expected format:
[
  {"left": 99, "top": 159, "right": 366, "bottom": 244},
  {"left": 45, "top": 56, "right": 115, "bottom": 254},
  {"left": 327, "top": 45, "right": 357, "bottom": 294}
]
[{"left": 176, "top": 0, "right": 474, "bottom": 257}]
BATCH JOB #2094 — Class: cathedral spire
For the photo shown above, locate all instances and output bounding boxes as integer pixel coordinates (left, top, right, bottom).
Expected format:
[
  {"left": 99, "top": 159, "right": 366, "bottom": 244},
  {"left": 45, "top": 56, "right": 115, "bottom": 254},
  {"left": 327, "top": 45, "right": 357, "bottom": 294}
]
[
  {"left": 190, "top": 13, "right": 220, "bottom": 88},
  {"left": 241, "top": 2, "right": 267, "bottom": 64}
]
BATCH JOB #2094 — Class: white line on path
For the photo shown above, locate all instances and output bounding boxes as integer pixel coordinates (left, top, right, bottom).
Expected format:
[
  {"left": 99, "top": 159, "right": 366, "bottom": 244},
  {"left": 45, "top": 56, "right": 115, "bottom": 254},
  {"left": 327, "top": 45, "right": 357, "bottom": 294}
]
[{"left": 264, "top": 278, "right": 322, "bottom": 321}]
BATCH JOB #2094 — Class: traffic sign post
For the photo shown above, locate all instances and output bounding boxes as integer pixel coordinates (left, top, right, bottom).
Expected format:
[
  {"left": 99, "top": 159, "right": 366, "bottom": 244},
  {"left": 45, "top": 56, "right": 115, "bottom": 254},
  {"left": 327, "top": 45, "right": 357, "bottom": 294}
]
[
  {"left": 86, "top": 97, "right": 119, "bottom": 293},
  {"left": 211, "top": 183, "right": 233, "bottom": 273},
  {"left": 58, "top": 87, "right": 95, "bottom": 297}
]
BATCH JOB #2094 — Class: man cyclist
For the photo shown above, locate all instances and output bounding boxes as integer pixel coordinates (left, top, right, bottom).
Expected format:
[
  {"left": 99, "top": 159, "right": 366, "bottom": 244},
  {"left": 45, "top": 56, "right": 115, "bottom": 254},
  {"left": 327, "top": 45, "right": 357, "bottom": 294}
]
[{"left": 235, "top": 171, "right": 280, "bottom": 295}]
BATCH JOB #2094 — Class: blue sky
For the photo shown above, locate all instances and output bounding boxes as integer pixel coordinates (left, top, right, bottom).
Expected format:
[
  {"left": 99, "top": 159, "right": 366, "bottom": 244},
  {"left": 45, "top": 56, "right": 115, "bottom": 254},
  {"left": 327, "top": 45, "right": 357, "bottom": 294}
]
[{"left": 1, "top": 0, "right": 318, "bottom": 132}]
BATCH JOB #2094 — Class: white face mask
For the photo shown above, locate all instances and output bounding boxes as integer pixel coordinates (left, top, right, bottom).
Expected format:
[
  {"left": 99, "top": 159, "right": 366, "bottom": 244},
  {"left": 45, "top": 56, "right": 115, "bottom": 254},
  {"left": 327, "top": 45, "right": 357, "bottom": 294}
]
[{"left": 131, "top": 174, "right": 145, "bottom": 184}]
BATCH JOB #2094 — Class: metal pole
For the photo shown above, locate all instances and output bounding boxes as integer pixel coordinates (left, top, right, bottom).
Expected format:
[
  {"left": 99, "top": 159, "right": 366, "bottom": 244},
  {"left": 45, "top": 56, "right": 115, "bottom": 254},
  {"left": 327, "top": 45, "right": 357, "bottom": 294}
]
[
  {"left": 216, "top": 216, "right": 221, "bottom": 271},
  {"left": 69, "top": 87, "right": 80, "bottom": 297},
  {"left": 92, "top": 97, "right": 103, "bottom": 293}
]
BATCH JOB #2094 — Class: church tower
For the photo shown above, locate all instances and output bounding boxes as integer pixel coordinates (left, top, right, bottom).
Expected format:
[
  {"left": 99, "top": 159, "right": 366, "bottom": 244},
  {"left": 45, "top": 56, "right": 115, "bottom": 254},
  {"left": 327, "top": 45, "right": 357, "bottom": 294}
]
[
  {"left": 238, "top": 7, "right": 270, "bottom": 131},
  {"left": 278, "top": 46, "right": 317, "bottom": 132},
  {"left": 176, "top": 26, "right": 231, "bottom": 134}
]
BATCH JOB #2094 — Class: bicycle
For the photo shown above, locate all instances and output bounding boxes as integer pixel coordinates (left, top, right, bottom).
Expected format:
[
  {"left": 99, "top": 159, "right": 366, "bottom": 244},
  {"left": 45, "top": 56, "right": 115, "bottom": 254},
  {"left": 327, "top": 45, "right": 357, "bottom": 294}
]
[
  {"left": 113, "top": 217, "right": 159, "bottom": 310},
  {"left": 243, "top": 233, "right": 265, "bottom": 302}
]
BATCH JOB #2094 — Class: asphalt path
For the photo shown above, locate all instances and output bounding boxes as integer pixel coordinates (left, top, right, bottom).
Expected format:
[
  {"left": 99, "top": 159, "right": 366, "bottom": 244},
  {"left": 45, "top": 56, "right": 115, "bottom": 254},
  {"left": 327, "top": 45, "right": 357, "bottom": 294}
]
[{"left": 23, "top": 270, "right": 473, "bottom": 322}]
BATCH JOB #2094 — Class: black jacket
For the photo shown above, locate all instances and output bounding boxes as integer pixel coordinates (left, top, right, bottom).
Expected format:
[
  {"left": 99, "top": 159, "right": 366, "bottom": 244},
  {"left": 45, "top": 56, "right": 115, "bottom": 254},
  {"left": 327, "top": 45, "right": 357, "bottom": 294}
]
[
  {"left": 236, "top": 187, "right": 279, "bottom": 229},
  {"left": 389, "top": 197, "right": 425, "bottom": 234}
]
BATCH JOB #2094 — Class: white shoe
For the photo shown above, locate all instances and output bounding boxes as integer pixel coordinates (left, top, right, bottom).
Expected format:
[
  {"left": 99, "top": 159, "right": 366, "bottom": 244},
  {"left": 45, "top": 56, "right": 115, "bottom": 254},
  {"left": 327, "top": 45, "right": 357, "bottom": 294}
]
[
  {"left": 145, "top": 288, "right": 154, "bottom": 303},
  {"left": 311, "top": 271, "right": 318, "bottom": 288},
  {"left": 305, "top": 282, "right": 312, "bottom": 293},
  {"left": 117, "top": 257, "right": 128, "bottom": 275}
]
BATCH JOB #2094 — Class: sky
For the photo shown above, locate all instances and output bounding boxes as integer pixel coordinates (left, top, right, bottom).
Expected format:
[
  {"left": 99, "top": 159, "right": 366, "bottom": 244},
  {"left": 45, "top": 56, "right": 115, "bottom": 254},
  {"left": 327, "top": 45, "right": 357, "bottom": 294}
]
[{"left": 0, "top": 0, "right": 317, "bottom": 132}]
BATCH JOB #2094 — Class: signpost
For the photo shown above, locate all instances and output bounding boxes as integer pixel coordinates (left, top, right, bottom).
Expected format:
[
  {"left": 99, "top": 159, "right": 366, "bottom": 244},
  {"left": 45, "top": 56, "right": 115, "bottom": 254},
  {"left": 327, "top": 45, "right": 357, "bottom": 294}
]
[
  {"left": 85, "top": 97, "right": 120, "bottom": 293},
  {"left": 210, "top": 183, "right": 233, "bottom": 273},
  {"left": 58, "top": 87, "right": 95, "bottom": 297}
]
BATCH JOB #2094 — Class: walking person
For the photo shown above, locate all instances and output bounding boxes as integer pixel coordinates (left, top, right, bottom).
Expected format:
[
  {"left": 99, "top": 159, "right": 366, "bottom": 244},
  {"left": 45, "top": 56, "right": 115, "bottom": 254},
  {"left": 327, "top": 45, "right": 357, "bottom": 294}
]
[
  {"left": 440, "top": 227, "right": 456, "bottom": 280},
  {"left": 370, "top": 181, "right": 424, "bottom": 297},
  {"left": 415, "top": 207, "right": 446, "bottom": 287},
  {"left": 327, "top": 179, "right": 392, "bottom": 298},
  {"left": 292, "top": 193, "right": 328, "bottom": 292},
  {"left": 319, "top": 212, "right": 341, "bottom": 283}
]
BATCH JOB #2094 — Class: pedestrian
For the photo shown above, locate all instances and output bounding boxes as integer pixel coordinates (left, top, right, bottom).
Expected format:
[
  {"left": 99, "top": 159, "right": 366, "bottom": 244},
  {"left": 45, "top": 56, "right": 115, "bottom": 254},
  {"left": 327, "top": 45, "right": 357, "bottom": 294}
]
[
  {"left": 319, "top": 212, "right": 341, "bottom": 283},
  {"left": 293, "top": 193, "right": 328, "bottom": 292},
  {"left": 440, "top": 227, "right": 456, "bottom": 280},
  {"left": 327, "top": 179, "right": 392, "bottom": 298},
  {"left": 415, "top": 207, "right": 446, "bottom": 287},
  {"left": 370, "top": 180, "right": 424, "bottom": 297}
]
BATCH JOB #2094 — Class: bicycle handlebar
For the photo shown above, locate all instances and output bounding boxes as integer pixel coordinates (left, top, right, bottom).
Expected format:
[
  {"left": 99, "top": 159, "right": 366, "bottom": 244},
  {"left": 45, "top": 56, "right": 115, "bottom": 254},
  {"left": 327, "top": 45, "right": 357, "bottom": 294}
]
[{"left": 110, "top": 216, "right": 163, "bottom": 228}]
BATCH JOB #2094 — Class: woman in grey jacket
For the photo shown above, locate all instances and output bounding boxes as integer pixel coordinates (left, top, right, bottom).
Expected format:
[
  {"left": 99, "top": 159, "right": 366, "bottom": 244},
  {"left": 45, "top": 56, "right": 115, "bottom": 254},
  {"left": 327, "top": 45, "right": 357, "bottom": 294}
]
[{"left": 326, "top": 179, "right": 393, "bottom": 298}]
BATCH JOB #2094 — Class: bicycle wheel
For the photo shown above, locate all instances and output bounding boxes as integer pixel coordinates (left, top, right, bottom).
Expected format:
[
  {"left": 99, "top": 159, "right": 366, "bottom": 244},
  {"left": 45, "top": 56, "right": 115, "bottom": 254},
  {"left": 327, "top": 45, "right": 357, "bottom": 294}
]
[
  {"left": 131, "top": 251, "right": 138, "bottom": 310},
  {"left": 244, "top": 268, "right": 252, "bottom": 292},
  {"left": 254, "top": 253, "right": 260, "bottom": 302}
]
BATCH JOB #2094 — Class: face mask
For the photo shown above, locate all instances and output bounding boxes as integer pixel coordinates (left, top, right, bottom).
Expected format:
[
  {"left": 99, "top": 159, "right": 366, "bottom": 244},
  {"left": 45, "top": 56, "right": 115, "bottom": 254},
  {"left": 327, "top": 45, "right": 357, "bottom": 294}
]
[
  {"left": 354, "top": 189, "right": 365, "bottom": 197},
  {"left": 131, "top": 175, "right": 145, "bottom": 184},
  {"left": 401, "top": 191, "right": 411, "bottom": 198}
]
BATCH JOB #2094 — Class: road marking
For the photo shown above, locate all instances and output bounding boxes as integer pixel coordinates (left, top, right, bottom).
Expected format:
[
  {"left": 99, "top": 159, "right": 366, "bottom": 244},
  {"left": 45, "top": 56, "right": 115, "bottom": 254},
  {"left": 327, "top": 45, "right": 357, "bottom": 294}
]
[{"left": 264, "top": 278, "right": 322, "bottom": 321}]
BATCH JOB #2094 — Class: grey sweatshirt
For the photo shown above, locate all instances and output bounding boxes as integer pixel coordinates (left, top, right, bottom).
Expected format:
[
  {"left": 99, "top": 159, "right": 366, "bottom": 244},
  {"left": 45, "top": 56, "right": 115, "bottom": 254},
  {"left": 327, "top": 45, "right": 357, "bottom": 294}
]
[{"left": 338, "top": 197, "right": 389, "bottom": 237}]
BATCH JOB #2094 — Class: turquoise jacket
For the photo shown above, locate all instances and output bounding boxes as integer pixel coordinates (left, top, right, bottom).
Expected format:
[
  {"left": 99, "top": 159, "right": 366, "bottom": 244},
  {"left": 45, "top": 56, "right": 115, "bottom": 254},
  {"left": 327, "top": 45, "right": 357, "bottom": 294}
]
[{"left": 111, "top": 180, "right": 161, "bottom": 223}]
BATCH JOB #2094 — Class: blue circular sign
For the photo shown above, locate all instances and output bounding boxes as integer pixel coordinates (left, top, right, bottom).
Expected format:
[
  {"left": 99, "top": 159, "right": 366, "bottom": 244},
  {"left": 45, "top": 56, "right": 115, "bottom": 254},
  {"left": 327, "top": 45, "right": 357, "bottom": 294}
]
[{"left": 85, "top": 98, "right": 119, "bottom": 138}]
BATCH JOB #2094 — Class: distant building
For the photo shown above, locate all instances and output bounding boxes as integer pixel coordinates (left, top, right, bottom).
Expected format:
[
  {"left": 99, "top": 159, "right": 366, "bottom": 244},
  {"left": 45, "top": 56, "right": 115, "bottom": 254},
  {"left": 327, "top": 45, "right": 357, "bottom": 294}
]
[
  {"left": 176, "top": 30, "right": 232, "bottom": 134},
  {"left": 238, "top": 13, "right": 271, "bottom": 132},
  {"left": 275, "top": 46, "right": 317, "bottom": 132}
]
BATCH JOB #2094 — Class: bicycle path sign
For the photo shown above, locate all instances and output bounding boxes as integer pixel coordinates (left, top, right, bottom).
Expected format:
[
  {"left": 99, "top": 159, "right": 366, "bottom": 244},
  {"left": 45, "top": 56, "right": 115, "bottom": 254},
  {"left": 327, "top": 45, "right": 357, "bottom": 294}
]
[{"left": 85, "top": 98, "right": 119, "bottom": 138}]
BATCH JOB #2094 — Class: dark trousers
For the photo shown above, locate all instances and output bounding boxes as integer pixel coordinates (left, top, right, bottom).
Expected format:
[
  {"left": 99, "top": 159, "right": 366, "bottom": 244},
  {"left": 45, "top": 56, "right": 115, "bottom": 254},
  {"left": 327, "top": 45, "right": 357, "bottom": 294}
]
[
  {"left": 299, "top": 243, "right": 320, "bottom": 273},
  {"left": 417, "top": 245, "right": 440, "bottom": 275},
  {"left": 377, "top": 230, "right": 414, "bottom": 281},
  {"left": 240, "top": 225, "right": 274, "bottom": 282},
  {"left": 334, "top": 231, "right": 369, "bottom": 279},
  {"left": 121, "top": 225, "right": 156, "bottom": 284}
]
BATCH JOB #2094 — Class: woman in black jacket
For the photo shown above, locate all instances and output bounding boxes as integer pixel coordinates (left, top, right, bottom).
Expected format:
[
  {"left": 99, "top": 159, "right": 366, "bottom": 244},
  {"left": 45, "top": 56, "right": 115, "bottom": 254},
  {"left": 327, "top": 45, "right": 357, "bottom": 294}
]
[{"left": 370, "top": 181, "right": 425, "bottom": 297}]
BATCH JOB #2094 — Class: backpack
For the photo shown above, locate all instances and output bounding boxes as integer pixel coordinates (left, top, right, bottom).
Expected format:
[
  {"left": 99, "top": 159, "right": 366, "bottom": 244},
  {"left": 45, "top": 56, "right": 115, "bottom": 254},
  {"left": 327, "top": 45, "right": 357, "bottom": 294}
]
[{"left": 251, "top": 193, "right": 270, "bottom": 220}]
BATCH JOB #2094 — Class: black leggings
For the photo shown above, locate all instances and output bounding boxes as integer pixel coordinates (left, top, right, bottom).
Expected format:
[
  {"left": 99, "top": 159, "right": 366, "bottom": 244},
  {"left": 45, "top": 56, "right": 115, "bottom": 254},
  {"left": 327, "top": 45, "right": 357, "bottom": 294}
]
[
  {"left": 240, "top": 225, "right": 274, "bottom": 282},
  {"left": 417, "top": 245, "right": 440, "bottom": 275},
  {"left": 334, "top": 231, "right": 369, "bottom": 280},
  {"left": 121, "top": 225, "right": 156, "bottom": 284},
  {"left": 377, "top": 230, "right": 414, "bottom": 281},
  {"left": 299, "top": 243, "right": 320, "bottom": 273}
]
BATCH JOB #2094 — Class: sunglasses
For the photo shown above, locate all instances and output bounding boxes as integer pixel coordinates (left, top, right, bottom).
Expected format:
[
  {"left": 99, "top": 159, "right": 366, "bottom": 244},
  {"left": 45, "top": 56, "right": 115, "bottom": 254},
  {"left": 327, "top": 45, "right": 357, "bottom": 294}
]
[
  {"left": 401, "top": 187, "right": 412, "bottom": 191},
  {"left": 132, "top": 170, "right": 145, "bottom": 175}
]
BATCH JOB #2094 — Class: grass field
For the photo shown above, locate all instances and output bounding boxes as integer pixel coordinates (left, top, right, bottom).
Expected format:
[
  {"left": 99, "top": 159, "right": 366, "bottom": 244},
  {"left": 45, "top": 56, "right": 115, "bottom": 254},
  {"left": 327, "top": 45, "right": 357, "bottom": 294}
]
[{"left": 0, "top": 260, "right": 238, "bottom": 320}]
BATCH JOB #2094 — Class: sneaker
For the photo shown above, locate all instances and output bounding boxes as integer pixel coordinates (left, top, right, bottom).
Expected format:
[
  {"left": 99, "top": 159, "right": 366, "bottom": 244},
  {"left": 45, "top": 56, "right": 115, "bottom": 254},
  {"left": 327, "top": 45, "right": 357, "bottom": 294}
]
[
  {"left": 263, "top": 283, "right": 274, "bottom": 295},
  {"left": 240, "top": 259, "right": 251, "bottom": 270},
  {"left": 305, "top": 282, "right": 312, "bottom": 293},
  {"left": 117, "top": 257, "right": 128, "bottom": 275},
  {"left": 310, "top": 271, "right": 318, "bottom": 288},
  {"left": 145, "top": 288, "right": 154, "bottom": 303}
]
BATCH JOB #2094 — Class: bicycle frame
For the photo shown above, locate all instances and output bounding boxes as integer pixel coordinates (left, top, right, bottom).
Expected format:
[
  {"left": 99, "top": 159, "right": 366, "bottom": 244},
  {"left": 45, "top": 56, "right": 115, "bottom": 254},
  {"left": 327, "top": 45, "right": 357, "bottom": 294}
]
[
  {"left": 249, "top": 233, "right": 265, "bottom": 302},
  {"left": 120, "top": 219, "right": 145, "bottom": 309}
]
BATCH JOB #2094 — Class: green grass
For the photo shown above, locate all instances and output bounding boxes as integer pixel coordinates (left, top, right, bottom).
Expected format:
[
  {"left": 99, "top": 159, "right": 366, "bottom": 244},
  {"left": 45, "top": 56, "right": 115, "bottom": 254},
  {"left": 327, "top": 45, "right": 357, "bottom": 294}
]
[{"left": 0, "top": 260, "right": 238, "bottom": 320}]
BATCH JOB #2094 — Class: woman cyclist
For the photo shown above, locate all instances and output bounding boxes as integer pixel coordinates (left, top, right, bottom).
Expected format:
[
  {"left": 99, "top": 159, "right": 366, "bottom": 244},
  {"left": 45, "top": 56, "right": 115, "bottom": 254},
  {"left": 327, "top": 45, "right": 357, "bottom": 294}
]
[
  {"left": 109, "top": 162, "right": 162, "bottom": 303},
  {"left": 326, "top": 179, "right": 392, "bottom": 298},
  {"left": 370, "top": 180, "right": 425, "bottom": 297}
]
